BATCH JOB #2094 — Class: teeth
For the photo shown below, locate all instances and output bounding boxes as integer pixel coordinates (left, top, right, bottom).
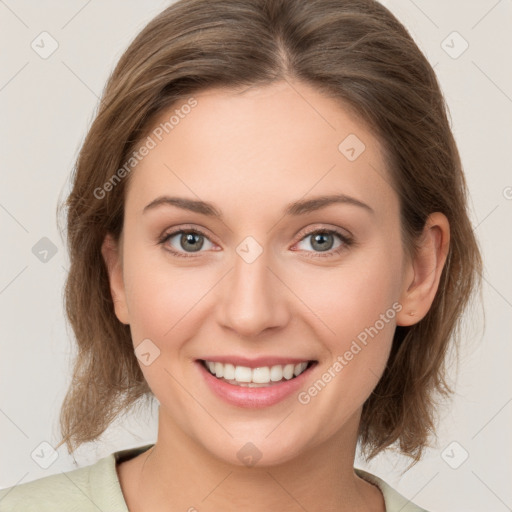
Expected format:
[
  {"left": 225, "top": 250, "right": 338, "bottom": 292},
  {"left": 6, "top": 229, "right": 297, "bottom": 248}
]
[
  {"left": 223, "top": 363, "right": 235, "bottom": 380},
  {"left": 204, "top": 360, "right": 309, "bottom": 384},
  {"left": 252, "top": 366, "right": 270, "bottom": 383},
  {"left": 234, "top": 366, "right": 252, "bottom": 382},
  {"left": 214, "top": 362, "right": 224, "bottom": 378}
]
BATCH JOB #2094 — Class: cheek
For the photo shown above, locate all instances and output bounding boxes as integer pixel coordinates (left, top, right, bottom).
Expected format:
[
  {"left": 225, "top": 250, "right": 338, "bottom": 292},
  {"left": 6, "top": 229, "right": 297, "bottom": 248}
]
[
  {"left": 122, "top": 246, "right": 216, "bottom": 345},
  {"left": 292, "top": 256, "right": 401, "bottom": 427},
  {"left": 295, "top": 250, "right": 402, "bottom": 340},
  {"left": 290, "top": 246, "right": 402, "bottom": 396},
  {"left": 121, "top": 254, "right": 213, "bottom": 400}
]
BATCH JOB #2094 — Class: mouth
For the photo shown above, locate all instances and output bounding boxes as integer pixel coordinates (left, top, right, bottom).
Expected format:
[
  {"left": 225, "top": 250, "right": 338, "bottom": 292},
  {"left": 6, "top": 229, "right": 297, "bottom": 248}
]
[{"left": 198, "top": 359, "right": 317, "bottom": 387}]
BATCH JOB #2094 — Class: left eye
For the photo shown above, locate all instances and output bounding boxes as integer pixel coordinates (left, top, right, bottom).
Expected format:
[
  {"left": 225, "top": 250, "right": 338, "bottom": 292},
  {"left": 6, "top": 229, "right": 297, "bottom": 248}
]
[{"left": 295, "top": 230, "right": 347, "bottom": 253}]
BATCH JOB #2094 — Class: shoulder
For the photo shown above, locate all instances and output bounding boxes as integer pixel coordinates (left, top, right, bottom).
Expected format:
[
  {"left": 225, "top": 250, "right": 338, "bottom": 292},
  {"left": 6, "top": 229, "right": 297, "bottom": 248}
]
[
  {"left": 0, "top": 452, "right": 127, "bottom": 512},
  {"left": 355, "top": 468, "right": 431, "bottom": 512}
]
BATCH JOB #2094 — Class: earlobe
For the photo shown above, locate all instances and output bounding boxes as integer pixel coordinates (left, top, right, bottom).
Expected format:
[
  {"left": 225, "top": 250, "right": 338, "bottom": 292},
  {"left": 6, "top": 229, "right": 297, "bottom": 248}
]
[
  {"left": 101, "top": 233, "right": 130, "bottom": 325},
  {"left": 396, "top": 212, "right": 450, "bottom": 327}
]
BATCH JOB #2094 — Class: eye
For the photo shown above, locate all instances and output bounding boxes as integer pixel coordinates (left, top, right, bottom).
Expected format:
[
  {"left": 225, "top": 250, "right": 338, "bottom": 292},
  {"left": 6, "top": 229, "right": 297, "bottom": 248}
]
[
  {"left": 293, "top": 228, "right": 353, "bottom": 258},
  {"left": 158, "top": 225, "right": 354, "bottom": 259},
  {"left": 158, "top": 227, "right": 216, "bottom": 257}
]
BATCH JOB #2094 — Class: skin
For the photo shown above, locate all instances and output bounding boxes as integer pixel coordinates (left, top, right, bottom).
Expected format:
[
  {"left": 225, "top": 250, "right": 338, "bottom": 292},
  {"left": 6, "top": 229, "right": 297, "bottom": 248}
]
[{"left": 102, "top": 79, "right": 450, "bottom": 511}]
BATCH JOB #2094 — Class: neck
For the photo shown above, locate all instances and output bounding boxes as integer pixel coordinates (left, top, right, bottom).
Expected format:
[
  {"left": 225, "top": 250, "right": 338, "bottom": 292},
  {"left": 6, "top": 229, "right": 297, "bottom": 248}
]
[{"left": 120, "top": 407, "right": 384, "bottom": 512}]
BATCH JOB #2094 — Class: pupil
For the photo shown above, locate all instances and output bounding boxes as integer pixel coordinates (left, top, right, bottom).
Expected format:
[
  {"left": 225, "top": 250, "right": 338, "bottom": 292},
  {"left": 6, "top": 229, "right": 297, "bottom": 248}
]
[
  {"left": 312, "top": 233, "right": 333, "bottom": 251},
  {"left": 182, "top": 233, "right": 203, "bottom": 252}
]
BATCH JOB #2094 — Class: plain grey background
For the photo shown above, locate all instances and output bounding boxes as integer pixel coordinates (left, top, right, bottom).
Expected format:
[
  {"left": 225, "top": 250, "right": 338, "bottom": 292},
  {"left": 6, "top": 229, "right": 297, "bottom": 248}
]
[{"left": 0, "top": 1, "right": 511, "bottom": 510}]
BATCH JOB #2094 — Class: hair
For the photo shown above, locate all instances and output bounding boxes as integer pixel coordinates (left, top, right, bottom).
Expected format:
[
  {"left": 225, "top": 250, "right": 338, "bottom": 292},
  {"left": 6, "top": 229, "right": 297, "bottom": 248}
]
[{"left": 55, "top": 0, "right": 483, "bottom": 462}]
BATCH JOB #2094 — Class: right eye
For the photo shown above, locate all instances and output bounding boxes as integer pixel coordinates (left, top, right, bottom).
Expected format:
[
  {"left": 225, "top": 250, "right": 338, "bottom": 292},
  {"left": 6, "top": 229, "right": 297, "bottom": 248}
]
[{"left": 159, "top": 228, "right": 216, "bottom": 258}]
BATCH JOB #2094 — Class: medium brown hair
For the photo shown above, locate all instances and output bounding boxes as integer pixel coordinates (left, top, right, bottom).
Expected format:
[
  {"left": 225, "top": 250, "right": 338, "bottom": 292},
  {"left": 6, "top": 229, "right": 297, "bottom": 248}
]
[{"left": 56, "top": 0, "right": 483, "bottom": 462}]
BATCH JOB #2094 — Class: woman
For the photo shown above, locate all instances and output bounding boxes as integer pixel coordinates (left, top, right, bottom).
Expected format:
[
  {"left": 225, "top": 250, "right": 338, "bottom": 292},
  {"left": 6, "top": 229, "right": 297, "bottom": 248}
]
[{"left": 0, "top": 0, "right": 482, "bottom": 510}]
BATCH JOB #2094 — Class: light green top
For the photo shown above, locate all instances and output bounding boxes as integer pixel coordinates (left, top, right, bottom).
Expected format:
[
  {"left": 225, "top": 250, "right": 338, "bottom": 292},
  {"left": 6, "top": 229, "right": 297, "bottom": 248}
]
[{"left": 0, "top": 444, "right": 428, "bottom": 511}]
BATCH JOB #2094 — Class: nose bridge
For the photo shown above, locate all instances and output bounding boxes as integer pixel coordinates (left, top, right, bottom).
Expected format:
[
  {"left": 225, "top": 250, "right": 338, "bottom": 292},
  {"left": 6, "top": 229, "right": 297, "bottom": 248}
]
[{"left": 217, "top": 237, "right": 288, "bottom": 337}]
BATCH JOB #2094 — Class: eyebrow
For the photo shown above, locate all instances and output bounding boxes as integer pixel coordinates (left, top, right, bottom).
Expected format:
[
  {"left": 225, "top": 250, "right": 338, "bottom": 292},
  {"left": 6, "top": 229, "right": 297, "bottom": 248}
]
[{"left": 142, "top": 193, "right": 374, "bottom": 218}]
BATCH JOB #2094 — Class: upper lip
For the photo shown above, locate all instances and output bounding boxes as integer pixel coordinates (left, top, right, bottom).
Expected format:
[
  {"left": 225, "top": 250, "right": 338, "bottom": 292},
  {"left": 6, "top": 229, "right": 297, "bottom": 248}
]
[{"left": 198, "top": 356, "right": 316, "bottom": 368}]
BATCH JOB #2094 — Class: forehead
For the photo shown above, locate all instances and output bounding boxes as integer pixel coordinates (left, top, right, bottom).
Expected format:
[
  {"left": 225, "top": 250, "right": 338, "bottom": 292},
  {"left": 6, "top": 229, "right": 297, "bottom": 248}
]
[{"left": 125, "top": 80, "right": 397, "bottom": 219}]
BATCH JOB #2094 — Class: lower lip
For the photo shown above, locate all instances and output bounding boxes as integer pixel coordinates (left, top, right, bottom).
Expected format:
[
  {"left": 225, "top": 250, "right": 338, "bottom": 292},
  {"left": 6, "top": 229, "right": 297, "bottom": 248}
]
[{"left": 196, "top": 360, "right": 316, "bottom": 408}]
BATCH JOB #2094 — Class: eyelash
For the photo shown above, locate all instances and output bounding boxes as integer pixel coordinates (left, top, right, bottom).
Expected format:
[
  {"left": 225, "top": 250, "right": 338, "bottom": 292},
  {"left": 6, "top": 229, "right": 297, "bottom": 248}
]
[{"left": 157, "top": 225, "right": 354, "bottom": 259}]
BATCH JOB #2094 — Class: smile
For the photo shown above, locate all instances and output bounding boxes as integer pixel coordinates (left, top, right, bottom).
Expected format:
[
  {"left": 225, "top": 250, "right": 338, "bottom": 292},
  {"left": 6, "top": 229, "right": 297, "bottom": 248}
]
[{"left": 201, "top": 359, "right": 314, "bottom": 387}]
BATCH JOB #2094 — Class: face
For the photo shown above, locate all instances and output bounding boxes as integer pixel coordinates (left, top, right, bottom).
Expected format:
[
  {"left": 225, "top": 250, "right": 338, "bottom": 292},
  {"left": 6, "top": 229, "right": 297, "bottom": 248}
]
[{"left": 103, "top": 80, "right": 424, "bottom": 467}]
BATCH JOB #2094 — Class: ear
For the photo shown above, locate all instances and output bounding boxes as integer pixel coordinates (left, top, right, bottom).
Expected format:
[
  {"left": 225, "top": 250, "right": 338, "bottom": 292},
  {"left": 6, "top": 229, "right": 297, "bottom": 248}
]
[
  {"left": 101, "top": 232, "right": 130, "bottom": 325},
  {"left": 396, "top": 212, "right": 450, "bottom": 327}
]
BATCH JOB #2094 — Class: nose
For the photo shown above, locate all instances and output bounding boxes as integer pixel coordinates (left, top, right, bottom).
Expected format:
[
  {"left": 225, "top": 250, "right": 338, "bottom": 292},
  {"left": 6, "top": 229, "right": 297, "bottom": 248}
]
[{"left": 216, "top": 243, "right": 290, "bottom": 339}]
